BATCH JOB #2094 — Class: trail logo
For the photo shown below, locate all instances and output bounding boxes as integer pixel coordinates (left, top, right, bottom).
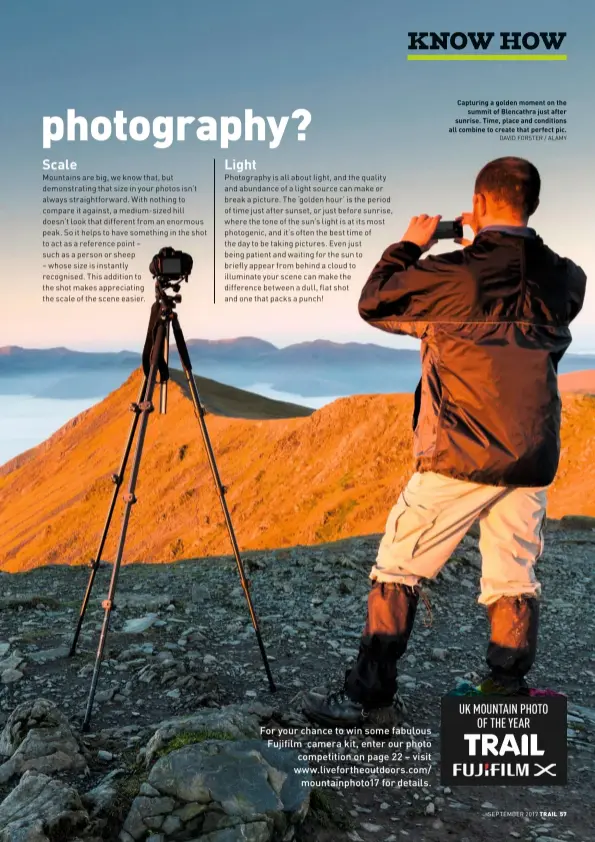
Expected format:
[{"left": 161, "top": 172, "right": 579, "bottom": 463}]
[{"left": 441, "top": 696, "right": 567, "bottom": 786}]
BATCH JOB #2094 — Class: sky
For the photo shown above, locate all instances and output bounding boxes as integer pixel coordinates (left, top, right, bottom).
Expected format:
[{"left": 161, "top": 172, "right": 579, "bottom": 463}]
[{"left": 1, "top": 0, "right": 593, "bottom": 351}]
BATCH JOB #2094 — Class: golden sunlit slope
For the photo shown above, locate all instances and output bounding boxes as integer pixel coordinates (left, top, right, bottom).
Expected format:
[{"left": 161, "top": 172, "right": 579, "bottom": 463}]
[
  {"left": 1, "top": 370, "right": 594, "bottom": 572},
  {"left": 559, "top": 369, "right": 595, "bottom": 394}
]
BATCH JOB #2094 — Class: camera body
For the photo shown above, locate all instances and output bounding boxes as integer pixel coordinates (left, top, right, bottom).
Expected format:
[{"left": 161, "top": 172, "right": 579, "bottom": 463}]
[
  {"left": 434, "top": 220, "right": 464, "bottom": 240},
  {"left": 149, "top": 247, "right": 193, "bottom": 283}
]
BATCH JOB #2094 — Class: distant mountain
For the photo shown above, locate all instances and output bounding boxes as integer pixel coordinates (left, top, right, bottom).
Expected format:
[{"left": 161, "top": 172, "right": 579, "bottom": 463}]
[
  {"left": 0, "top": 346, "right": 139, "bottom": 373},
  {"left": 184, "top": 337, "right": 277, "bottom": 360},
  {"left": 0, "top": 339, "right": 593, "bottom": 401},
  {"left": 0, "top": 339, "right": 422, "bottom": 399},
  {"left": 0, "top": 338, "right": 418, "bottom": 371}
]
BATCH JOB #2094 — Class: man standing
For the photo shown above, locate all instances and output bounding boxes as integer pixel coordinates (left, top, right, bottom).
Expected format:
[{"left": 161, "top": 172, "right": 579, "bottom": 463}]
[{"left": 304, "top": 157, "right": 586, "bottom": 728}]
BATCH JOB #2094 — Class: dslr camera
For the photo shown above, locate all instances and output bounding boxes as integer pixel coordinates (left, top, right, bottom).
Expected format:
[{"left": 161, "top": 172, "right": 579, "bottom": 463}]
[{"left": 149, "top": 246, "right": 193, "bottom": 285}]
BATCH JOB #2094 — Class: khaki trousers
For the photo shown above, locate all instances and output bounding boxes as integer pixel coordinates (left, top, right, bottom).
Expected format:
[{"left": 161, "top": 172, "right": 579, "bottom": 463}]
[{"left": 371, "top": 471, "right": 547, "bottom": 606}]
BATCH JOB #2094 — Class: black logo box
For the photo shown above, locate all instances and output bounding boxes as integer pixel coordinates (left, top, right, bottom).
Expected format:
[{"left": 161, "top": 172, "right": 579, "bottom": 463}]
[{"left": 441, "top": 696, "right": 567, "bottom": 786}]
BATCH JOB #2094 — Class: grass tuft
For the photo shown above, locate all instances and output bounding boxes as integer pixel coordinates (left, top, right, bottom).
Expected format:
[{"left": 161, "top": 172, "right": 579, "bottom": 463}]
[{"left": 157, "top": 729, "right": 235, "bottom": 757}]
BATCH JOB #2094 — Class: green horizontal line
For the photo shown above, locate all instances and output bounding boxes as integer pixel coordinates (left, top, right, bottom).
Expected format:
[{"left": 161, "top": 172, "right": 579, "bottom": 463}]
[{"left": 407, "top": 54, "right": 567, "bottom": 61}]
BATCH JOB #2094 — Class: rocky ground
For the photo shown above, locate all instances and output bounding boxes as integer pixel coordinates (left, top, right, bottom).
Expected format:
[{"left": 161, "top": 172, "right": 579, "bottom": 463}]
[{"left": 0, "top": 521, "right": 593, "bottom": 841}]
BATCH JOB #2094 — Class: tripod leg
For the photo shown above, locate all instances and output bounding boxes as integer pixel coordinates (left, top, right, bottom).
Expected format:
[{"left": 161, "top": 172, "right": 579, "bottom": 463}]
[
  {"left": 159, "top": 321, "right": 170, "bottom": 415},
  {"left": 69, "top": 375, "right": 149, "bottom": 657},
  {"left": 82, "top": 331, "right": 164, "bottom": 732},
  {"left": 171, "top": 317, "right": 276, "bottom": 693}
]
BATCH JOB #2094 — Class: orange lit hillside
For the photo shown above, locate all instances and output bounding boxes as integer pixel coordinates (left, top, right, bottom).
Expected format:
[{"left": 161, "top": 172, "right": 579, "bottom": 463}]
[
  {"left": 1, "top": 369, "right": 594, "bottom": 572},
  {"left": 558, "top": 369, "right": 595, "bottom": 393}
]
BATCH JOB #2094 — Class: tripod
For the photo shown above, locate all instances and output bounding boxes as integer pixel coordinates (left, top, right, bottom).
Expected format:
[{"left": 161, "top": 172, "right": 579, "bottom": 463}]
[{"left": 70, "top": 276, "right": 276, "bottom": 732}]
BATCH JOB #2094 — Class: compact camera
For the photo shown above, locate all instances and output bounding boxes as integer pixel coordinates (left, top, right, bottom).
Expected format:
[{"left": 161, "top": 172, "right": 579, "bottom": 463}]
[{"left": 433, "top": 220, "right": 464, "bottom": 240}]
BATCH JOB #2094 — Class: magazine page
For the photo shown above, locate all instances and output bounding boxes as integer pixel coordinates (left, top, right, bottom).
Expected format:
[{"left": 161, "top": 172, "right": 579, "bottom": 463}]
[{"left": 0, "top": 1, "right": 593, "bottom": 840}]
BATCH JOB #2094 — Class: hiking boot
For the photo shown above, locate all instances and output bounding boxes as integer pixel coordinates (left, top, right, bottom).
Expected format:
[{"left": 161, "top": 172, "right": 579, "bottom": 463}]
[
  {"left": 303, "top": 688, "right": 406, "bottom": 731},
  {"left": 447, "top": 678, "right": 565, "bottom": 698},
  {"left": 477, "top": 676, "right": 530, "bottom": 695}
]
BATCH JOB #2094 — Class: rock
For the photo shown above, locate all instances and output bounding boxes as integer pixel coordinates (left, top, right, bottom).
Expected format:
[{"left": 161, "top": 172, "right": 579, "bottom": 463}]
[
  {"left": 0, "top": 699, "right": 88, "bottom": 784},
  {"left": 28, "top": 646, "right": 70, "bottom": 665},
  {"left": 568, "top": 703, "right": 595, "bottom": 726},
  {"left": 95, "top": 687, "right": 117, "bottom": 704},
  {"left": 172, "top": 802, "right": 207, "bottom": 821},
  {"left": 123, "top": 615, "right": 159, "bottom": 634},
  {"left": 534, "top": 838, "right": 567, "bottom": 842},
  {"left": 118, "top": 594, "right": 173, "bottom": 611},
  {"left": 199, "top": 823, "right": 271, "bottom": 842},
  {"left": 0, "top": 770, "right": 88, "bottom": 840},
  {"left": 140, "top": 783, "right": 162, "bottom": 797},
  {"left": 0, "top": 643, "right": 10, "bottom": 658},
  {"left": 144, "top": 704, "right": 269, "bottom": 766},
  {"left": 1, "top": 669, "right": 23, "bottom": 685},
  {"left": 123, "top": 737, "right": 310, "bottom": 841},
  {"left": 161, "top": 814, "right": 182, "bottom": 835},
  {"left": 559, "top": 515, "right": 595, "bottom": 531},
  {"left": 119, "top": 643, "right": 154, "bottom": 661},
  {"left": 467, "top": 522, "right": 480, "bottom": 539},
  {"left": 0, "top": 654, "right": 23, "bottom": 672},
  {"left": 431, "top": 648, "right": 448, "bottom": 661},
  {"left": 82, "top": 769, "right": 123, "bottom": 817}
]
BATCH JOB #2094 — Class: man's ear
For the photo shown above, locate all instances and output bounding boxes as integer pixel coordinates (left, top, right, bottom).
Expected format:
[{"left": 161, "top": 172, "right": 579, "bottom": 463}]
[
  {"left": 474, "top": 192, "right": 487, "bottom": 217},
  {"left": 531, "top": 197, "right": 540, "bottom": 215}
]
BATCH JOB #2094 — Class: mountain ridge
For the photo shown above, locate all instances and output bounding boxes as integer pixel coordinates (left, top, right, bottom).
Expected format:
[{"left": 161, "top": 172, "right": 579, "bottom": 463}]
[{"left": 1, "top": 369, "right": 594, "bottom": 573}]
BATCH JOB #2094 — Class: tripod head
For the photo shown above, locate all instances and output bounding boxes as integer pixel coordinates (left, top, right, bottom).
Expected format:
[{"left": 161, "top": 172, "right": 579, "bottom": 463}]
[{"left": 154, "top": 277, "right": 182, "bottom": 311}]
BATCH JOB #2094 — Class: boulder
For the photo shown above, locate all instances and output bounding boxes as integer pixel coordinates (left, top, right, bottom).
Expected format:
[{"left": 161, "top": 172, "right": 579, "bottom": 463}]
[
  {"left": 0, "top": 770, "right": 88, "bottom": 841},
  {"left": 143, "top": 704, "right": 272, "bottom": 766},
  {"left": 0, "top": 699, "right": 88, "bottom": 784},
  {"left": 122, "top": 737, "right": 310, "bottom": 841}
]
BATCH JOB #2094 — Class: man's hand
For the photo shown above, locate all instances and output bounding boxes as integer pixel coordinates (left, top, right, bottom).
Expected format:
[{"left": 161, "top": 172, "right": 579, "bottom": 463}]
[
  {"left": 401, "top": 214, "right": 441, "bottom": 253},
  {"left": 454, "top": 212, "right": 475, "bottom": 247}
]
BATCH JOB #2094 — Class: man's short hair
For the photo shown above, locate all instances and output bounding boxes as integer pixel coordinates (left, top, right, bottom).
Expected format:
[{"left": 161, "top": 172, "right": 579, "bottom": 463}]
[{"left": 474, "top": 157, "right": 541, "bottom": 217}]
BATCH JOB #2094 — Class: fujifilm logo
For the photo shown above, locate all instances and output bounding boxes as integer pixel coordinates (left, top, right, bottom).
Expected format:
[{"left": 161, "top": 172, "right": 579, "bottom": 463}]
[
  {"left": 452, "top": 762, "right": 557, "bottom": 778},
  {"left": 407, "top": 32, "right": 567, "bottom": 51},
  {"left": 454, "top": 762, "right": 530, "bottom": 778}
]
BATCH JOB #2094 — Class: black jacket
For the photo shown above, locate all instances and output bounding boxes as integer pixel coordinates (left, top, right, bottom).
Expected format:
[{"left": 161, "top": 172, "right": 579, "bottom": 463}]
[{"left": 359, "top": 230, "right": 587, "bottom": 487}]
